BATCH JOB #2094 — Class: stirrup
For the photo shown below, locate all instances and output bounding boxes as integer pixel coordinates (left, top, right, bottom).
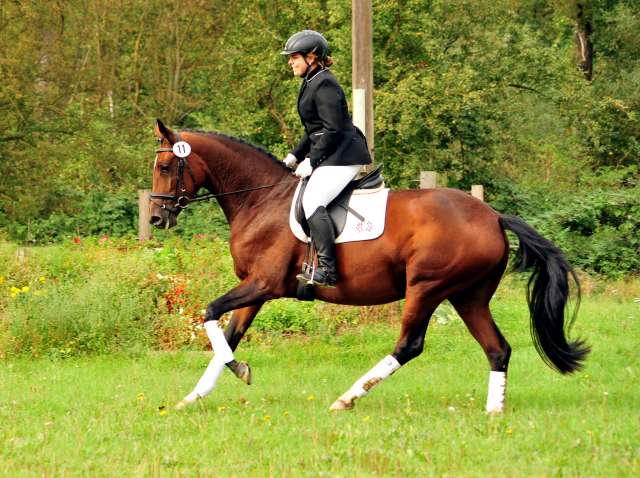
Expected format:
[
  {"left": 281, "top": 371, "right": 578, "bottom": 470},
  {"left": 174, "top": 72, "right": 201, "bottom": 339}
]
[
  {"left": 311, "top": 268, "right": 338, "bottom": 289},
  {"left": 296, "top": 272, "right": 312, "bottom": 285}
]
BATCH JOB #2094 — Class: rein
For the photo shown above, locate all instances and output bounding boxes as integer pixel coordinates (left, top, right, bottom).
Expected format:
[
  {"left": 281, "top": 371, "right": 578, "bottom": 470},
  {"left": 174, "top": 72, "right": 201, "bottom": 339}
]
[{"left": 150, "top": 131, "right": 297, "bottom": 216}]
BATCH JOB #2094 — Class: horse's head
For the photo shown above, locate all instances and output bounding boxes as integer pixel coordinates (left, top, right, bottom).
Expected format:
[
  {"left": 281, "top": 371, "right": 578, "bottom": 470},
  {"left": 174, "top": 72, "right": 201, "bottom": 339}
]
[{"left": 150, "top": 119, "right": 205, "bottom": 229}]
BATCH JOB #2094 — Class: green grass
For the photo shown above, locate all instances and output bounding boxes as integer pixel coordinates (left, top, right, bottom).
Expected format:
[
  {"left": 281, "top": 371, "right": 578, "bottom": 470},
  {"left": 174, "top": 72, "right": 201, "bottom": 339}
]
[{"left": 1, "top": 291, "right": 638, "bottom": 477}]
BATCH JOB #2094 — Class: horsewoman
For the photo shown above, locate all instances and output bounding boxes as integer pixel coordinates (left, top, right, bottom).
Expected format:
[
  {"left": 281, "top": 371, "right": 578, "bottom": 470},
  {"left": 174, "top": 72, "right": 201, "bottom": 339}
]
[{"left": 281, "top": 30, "right": 372, "bottom": 288}]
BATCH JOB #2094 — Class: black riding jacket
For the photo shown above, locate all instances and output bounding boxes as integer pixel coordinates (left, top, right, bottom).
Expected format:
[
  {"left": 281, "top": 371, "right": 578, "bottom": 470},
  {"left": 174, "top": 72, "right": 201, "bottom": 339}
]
[{"left": 291, "top": 67, "right": 372, "bottom": 169}]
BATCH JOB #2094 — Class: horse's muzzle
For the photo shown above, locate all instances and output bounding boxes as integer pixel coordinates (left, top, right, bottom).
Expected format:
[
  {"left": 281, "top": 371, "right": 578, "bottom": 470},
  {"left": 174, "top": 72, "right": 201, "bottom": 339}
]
[{"left": 149, "top": 204, "right": 178, "bottom": 229}]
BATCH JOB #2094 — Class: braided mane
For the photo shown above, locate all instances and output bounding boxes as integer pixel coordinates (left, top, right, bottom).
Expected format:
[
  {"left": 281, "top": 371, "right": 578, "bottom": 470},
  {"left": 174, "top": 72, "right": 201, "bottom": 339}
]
[{"left": 182, "top": 129, "right": 291, "bottom": 171}]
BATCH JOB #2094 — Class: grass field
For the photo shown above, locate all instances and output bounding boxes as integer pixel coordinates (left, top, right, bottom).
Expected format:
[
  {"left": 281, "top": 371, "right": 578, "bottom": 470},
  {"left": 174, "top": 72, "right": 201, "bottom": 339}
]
[{"left": 1, "top": 284, "right": 638, "bottom": 477}]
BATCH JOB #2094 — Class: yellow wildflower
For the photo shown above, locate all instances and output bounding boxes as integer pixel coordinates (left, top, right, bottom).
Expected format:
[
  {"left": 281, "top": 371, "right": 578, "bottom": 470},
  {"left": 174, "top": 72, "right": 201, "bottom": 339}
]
[
  {"left": 22, "top": 286, "right": 29, "bottom": 292},
  {"left": 307, "top": 395, "right": 314, "bottom": 401},
  {"left": 363, "top": 416, "right": 370, "bottom": 421},
  {"left": 218, "top": 406, "right": 226, "bottom": 411},
  {"left": 284, "top": 411, "right": 289, "bottom": 415},
  {"left": 39, "top": 277, "right": 45, "bottom": 281},
  {"left": 159, "top": 410, "right": 167, "bottom": 415},
  {"left": 506, "top": 430, "right": 512, "bottom": 434},
  {"left": 263, "top": 415, "right": 270, "bottom": 420}
]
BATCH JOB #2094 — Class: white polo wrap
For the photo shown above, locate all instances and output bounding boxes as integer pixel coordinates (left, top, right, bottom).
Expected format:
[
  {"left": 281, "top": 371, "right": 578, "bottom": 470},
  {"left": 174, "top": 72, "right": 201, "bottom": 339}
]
[
  {"left": 205, "top": 320, "right": 234, "bottom": 364},
  {"left": 486, "top": 371, "right": 507, "bottom": 413},
  {"left": 349, "top": 355, "right": 401, "bottom": 399},
  {"left": 193, "top": 356, "right": 227, "bottom": 398}
]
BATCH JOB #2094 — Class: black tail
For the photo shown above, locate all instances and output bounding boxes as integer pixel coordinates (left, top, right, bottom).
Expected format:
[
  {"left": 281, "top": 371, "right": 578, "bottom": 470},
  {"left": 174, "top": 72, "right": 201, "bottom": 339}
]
[{"left": 499, "top": 215, "right": 590, "bottom": 374}]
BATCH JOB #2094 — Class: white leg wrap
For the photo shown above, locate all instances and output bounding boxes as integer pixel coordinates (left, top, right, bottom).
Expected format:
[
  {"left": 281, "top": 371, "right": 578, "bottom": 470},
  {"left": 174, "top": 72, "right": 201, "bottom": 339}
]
[
  {"left": 349, "top": 355, "right": 401, "bottom": 399},
  {"left": 205, "top": 320, "right": 234, "bottom": 364},
  {"left": 486, "top": 371, "right": 507, "bottom": 413},
  {"left": 193, "top": 357, "right": 226, "bottom": 398}
]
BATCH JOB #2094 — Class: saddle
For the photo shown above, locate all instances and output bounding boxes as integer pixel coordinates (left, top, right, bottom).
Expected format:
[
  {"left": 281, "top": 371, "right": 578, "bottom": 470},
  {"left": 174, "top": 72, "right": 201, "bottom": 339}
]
[{"left": 294, "top": 163, "right": 384, "bottom": 237}]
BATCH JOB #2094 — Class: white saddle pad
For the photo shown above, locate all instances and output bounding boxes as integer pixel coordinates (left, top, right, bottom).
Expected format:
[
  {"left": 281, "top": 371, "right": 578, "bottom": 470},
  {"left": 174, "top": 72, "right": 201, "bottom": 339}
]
[{"left": 289, "top": 181, "right": 390, "bottom": 244}]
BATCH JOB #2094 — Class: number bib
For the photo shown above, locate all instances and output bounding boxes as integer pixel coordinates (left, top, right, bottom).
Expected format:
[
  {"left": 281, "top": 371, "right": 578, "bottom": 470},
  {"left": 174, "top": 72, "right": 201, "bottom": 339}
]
[{"left": 173, "top": 141, "right": 191, "bottom": 158}]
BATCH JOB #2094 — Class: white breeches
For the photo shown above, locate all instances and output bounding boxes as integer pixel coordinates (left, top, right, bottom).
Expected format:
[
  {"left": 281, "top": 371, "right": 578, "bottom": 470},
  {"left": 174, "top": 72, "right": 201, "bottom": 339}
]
[{"left": 302, "top": 164, "right": 363, "bottom": 219}]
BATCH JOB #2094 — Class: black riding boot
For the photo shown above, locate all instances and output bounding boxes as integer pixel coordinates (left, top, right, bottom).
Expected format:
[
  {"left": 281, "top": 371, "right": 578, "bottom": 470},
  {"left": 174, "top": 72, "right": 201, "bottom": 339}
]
[{"left": 297, "top": 206, "right": 338, "bottom": 288}]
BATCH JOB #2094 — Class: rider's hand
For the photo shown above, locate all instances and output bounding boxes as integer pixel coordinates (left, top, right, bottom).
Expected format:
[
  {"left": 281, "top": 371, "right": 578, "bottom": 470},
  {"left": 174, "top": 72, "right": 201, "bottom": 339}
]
[
  {"left": 282, "top": 153, "right": 297, "bottom": 168},
  {"left": 295, "top": 158, "right": 313, "bottom": 178}
]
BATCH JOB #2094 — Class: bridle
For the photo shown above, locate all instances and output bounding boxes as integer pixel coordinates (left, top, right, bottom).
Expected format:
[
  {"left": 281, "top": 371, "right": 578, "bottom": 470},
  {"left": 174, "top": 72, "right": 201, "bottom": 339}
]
[
  {"left": 150, "top": 130, "right": 202, "bottom": 215},
  {"left": 150, "top": 130, "right": 298, "bottom": 216}
]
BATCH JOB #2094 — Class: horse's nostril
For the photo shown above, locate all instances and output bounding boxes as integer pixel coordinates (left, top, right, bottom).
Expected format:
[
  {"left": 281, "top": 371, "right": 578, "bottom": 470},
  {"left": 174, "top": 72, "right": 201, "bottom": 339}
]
[{"left": 150, "top": 216, "right": 162, "bottom": 225}]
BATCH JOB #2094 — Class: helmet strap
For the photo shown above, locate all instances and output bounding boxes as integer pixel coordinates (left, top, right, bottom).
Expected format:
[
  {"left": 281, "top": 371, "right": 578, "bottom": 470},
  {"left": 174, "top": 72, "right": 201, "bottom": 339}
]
[{"left": 303, "top": 57, "right": 321, "bottom": 77}]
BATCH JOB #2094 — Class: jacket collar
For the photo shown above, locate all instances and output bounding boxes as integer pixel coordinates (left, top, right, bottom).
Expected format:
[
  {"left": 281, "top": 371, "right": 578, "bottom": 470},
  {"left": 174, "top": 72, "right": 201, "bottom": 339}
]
[{"left": 303, "top": 66, "right": 326, "bottom": 82}]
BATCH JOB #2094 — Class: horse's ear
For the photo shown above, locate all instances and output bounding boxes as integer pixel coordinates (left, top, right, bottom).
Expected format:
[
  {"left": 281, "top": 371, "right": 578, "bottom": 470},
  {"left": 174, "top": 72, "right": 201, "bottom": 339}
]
[{"left": 154, "top": 119, "right": 177, "bottom": 143}]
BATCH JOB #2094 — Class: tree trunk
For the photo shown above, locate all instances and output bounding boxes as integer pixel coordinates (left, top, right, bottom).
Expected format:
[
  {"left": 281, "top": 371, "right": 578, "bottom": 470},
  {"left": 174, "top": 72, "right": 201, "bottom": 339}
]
[{"left": 575, "top": 4, "right": 594, "bottom": 81}]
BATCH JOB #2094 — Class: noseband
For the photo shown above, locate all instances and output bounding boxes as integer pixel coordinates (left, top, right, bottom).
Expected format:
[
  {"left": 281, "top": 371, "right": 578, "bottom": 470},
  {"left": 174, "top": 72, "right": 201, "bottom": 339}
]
[{"left": 150, "top": 130, "right": 298, "bottom": 217}]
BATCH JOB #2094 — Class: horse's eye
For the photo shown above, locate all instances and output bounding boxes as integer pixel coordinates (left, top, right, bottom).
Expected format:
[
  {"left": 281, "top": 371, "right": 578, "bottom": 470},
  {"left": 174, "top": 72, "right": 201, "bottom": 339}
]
[{"left": 160, "top": 164, "right": 170, "bottom": 172}]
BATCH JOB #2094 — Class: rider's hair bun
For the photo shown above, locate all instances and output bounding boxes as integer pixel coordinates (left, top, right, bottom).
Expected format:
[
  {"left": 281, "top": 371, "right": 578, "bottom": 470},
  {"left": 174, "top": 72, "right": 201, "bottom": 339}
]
[{"left": 323, "top": 56, "right": 334, "bottom": 68}]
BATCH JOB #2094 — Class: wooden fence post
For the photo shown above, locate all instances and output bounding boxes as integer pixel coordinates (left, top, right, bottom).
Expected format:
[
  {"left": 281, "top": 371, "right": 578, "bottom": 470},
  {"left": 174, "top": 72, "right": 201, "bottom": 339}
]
[
  {"left": 471, "top": 185, "right": 484, "bottom": 202},
  {"left": 420, "top": 171, "right": 437, "bottom": 189},
  {"left": 138, "top": 189, "right": 151, "bottom": 240}
]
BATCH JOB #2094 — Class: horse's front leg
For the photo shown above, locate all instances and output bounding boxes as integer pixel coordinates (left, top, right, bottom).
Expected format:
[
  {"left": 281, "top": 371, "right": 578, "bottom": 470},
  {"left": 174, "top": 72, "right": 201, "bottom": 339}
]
[
  {"left": 176, "top": 279, "right": 273, "bottom": 409},
  {"left": 224, "top": 304, "right": 265, "bottom": 385}
]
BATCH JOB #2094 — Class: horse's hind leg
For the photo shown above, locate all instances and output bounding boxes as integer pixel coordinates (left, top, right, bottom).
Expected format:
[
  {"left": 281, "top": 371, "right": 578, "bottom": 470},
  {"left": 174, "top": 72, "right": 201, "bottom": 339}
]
[
  {"left": 448, "top": 269, "right": 511, "bottom": 413},
  {"left": 330, "top": 286, "right": 438, "bottom": 411}
]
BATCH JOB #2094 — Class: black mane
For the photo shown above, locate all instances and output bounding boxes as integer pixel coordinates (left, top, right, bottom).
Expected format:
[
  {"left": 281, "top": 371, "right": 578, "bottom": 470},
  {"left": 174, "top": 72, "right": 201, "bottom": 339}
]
[{"left": 182, "top": 129, "right": 292, "bottom": 171}]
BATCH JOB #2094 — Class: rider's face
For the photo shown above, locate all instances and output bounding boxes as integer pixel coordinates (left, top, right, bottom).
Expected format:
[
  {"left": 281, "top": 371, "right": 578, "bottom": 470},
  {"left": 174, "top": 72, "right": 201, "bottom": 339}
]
[{"left": 288, "top": 53, "right": 317, "bottom": 77}]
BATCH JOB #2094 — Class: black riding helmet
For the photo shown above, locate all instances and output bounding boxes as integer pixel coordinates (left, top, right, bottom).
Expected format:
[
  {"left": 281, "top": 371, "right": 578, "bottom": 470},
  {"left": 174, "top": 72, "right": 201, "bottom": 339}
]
[{"left": 280, "top": 30, "right": 329, "bottom": 75}]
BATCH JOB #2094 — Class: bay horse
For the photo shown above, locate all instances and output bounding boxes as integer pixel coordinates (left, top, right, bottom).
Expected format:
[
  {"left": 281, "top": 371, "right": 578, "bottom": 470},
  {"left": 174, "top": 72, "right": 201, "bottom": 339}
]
[{"left": 149, "top": 120, "right": 589, "bottom": 412}]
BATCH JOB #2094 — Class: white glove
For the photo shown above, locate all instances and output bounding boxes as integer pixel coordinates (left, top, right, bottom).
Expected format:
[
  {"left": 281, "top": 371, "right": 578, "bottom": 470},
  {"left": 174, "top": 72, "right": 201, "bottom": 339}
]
[
  {"left": 282, "top": 153, "right": 297, "bottom": 168},
  {"left": 295, "top": 158, "right": 313, "bottom": 178}
]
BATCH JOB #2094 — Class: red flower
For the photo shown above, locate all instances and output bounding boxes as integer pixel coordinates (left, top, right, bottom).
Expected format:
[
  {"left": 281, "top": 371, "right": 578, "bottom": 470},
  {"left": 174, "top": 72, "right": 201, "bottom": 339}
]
[{"left": 72, "top": 238, "right": 80, "bottom": 244}]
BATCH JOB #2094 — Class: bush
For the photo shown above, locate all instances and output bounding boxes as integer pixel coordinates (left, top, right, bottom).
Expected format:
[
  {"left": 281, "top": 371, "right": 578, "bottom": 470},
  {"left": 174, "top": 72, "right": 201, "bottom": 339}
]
[
  {"left": 515, "top": 188, "right": 640, "bottom": 278},
  {"left": 9, "top": 190, "right": 230, "bottom": 244}
]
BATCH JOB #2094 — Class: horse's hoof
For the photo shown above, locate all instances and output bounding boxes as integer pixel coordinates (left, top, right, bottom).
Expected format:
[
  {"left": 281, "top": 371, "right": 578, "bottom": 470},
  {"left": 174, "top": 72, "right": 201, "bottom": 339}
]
[
  {"left": 235, "top": 361, "right": 252, "bottom": 385},
  {"left": 330, "top": 398, "right": 355, "bottom": 411},
  {"left": 175, "top": 391, "right": 201, "bottom": 409}
]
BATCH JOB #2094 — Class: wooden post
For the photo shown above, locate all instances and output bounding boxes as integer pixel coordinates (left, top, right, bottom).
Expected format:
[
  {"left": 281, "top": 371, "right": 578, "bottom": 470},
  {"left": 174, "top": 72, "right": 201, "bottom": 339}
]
[
  {"left": 353, "top": 0, "right": 374, "bottom": 169},
  {"left": 420, "top": 171, "right": 437, "bottom": 189},
  {"left": 471, "top": 185, "right": 484, "bottom": 202},
  {"left": 138, "top": 189, "right": 151, "bottom": 240}
]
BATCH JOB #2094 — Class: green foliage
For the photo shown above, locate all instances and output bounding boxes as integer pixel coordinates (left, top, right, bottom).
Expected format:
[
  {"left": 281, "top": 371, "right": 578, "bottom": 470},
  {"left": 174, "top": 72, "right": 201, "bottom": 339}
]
[
  {"left": 0, "top": 236, "right": 237, "bottom": 357},
  {"left": 518, "top": 187, "right": 640, "bottom": 278},
  {"left": 1, "top": 0, "right": 639, "bottom": 277},
  {"left": 253, "top": 299, "right": 319, "bottom": 333}
]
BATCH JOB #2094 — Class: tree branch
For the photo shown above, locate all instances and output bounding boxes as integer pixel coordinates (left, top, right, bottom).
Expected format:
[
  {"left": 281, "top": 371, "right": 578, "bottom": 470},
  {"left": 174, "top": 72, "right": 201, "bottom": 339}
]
[{"left": 508, "top": 84, "right": 560, "bottom": 106}]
